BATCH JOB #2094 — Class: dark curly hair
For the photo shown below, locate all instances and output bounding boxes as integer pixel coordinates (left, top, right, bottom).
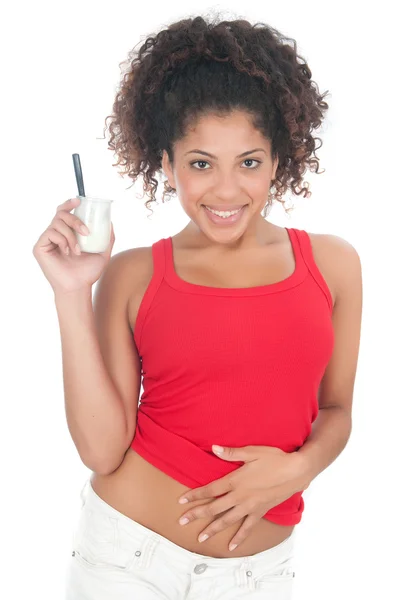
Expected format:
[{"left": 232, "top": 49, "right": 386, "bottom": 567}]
[{"left": 103, "top": 11, "right": 330, "bottom": 218}]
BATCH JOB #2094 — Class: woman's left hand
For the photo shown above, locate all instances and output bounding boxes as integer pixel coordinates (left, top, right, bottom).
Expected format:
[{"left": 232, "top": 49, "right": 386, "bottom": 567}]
[{"left": 177, "top": 444, "right": 309, "bottom": 552}]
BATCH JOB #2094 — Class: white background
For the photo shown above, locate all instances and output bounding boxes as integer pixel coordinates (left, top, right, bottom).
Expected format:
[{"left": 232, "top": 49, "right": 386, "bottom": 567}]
[{"left": 2, "top": 1, "right": 397, "bottom": 598}]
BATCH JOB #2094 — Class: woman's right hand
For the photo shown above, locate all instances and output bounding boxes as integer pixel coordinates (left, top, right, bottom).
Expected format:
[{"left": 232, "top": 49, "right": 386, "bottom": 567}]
[{"left": 32, "top": 197, "right": 116, "bottom": 296}]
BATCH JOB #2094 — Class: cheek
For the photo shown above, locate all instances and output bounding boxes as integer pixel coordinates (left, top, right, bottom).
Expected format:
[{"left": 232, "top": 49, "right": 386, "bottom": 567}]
[
  {"left": 175, "top": 172, "right": 194, "bottom": 195},
  {"left": 250, "top": 177, "right": 270, "bottom": 193},
  {"left": 178, "top": 181, "right": 204, "bottom": 208},
  {"left": 181, "top": 198, "right": 203, "bottom": 215}
]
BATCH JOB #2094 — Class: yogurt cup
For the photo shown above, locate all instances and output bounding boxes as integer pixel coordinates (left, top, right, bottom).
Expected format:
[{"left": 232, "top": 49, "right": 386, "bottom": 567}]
[{"left": 73, "top": 196, "right": 114, "bottom": 253}]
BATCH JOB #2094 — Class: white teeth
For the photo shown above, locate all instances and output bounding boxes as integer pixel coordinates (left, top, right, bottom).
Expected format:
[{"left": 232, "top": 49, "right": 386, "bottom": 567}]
[{"left": 205, "top": 206, "right": 243, "bottom": 218}]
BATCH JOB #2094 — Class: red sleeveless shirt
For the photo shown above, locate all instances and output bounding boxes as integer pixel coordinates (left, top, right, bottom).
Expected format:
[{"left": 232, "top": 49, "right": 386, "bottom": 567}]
[{"left": 130, "top": 228, "right": 334, "bottom": 525}]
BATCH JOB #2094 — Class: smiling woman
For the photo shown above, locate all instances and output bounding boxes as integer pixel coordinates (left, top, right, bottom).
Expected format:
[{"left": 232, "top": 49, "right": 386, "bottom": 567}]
[
  {"left": 104, "top": 13, "right": 330, "bottom": 221},
  {"left": 45, "top": 8, "right": 363, "bottom": 600}
]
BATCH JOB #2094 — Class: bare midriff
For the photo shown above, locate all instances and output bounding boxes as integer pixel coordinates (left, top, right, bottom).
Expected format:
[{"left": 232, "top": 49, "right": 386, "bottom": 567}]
[{"left": 90, "top": 448, "right": 295, "bottom": 559}]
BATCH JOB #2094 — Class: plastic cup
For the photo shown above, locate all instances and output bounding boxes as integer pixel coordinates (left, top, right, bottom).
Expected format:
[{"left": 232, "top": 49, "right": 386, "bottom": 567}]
[{"left": 73, "top": 196, "right": 114, "bottom": 253}]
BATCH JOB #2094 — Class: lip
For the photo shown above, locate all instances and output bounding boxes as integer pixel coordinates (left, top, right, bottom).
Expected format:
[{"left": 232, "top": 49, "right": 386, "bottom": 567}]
[
  {"left": 203, "top": 204, "right": 247, "bottom": 226},
  {"left": 202, "top": 204, "right": 248, "bottom": 211}
]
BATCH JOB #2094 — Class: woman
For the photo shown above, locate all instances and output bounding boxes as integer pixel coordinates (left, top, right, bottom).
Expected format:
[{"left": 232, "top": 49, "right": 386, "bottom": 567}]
[{"left": 33, "top": 13, "right": 362, "bottom": 599}]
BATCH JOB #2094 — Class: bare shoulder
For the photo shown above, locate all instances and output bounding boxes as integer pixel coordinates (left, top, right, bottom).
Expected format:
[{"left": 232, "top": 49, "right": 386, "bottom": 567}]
[
  {"left": 94, "top": 245, "right": 153, "bottom": 318},
  {"left": 107, "top": 245, "right": 154, "bottom": 332},
  {"left": 96, "top": 246, "right": 152, "bottom": 300},
  {"left": 108, "top": 245, "right": 153, "bottom": 280},
  {"left": 307, "top": 231, "right": 361, "bottom": 266},
  {"left": 307, "top": 231, "right": 362, "bottom": 305}
]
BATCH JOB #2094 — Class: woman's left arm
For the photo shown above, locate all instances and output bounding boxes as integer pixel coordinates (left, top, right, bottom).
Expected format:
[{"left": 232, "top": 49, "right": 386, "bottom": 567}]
[{"left": 296, "top": 235, "right": 363, "bottom": 485}]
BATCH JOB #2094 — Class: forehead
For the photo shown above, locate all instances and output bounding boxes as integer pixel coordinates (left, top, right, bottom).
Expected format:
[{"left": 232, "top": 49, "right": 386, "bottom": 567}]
[{"left": 179, "top": 111, "right": 270, "bottom": 151}]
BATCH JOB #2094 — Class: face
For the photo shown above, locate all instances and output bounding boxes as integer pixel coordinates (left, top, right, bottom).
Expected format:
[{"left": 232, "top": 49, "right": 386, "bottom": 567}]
[{"left": 161, "top": 110, "right": 279, "bottom": 245}]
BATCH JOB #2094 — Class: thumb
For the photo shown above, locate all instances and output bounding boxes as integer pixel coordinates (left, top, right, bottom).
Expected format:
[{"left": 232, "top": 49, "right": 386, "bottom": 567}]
[
  {"left": 100, "top": 223, "right": 115, "bottom": 259},
  {"left": 212, "top": 445, "right": 256, "bottom": 462},
  {"left": 212, "top": 445, "right": 240, "bottom": 460},
  {"left": 109, "top": 222, "right": 115, "bottom": 246}
]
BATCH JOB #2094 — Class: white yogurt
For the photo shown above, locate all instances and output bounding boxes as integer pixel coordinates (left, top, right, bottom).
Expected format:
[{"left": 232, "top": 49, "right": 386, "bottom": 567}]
[{"left": 73, "top": 196, "right": 113, "bottom": 253}]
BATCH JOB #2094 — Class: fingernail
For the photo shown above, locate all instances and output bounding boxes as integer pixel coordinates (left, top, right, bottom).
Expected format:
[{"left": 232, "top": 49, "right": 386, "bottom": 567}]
[
  {"left": 198, "top": 534, "right": 209, "bottom": 543},
  {"left": 80, "top": 224, "right": 89, "bottom": 235},
  {"left": 178, "top": 498, "right": 188, "bottom": 504},
  {"left": 179, "top": 517, "right": 189, "bottom": 525},
  {"left": 229, "top": 544, "right": 237, "bottom": 551},
  {"left": 213, "top": 445, "right": 224, "bottom": 454}
]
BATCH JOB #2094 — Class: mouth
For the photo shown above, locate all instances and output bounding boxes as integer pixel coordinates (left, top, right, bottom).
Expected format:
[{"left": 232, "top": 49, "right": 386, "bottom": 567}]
[{"left": 202, "top": 204, "right": 248, "bottom": 225}]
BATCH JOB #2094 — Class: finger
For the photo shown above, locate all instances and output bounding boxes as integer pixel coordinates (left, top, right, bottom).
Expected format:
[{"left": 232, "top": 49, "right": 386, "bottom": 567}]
[
  {"left": 106, "top": 222, "right": 115, "bottom": 249},
  {"left": 55, "top": 209, "right": 90, "bottom": 236},
  {"left": 227, "top": 512, "right": 262, "bottom": 552},
  {"left": 178, "top": 476, "right": 233, "bottom": 504},
  {"left": 50, "top": 218, "right": 81, "bottom": 255},
  {"left": 56, "top": 197, "right": 80, "bottom": 213},
  {"left": 98, "top": 223, "right": 115, "bottom": 258},
  {"left": 179, "top": 494, "right": 235, "bottom": 525},
  {"left": 38, "top": 227, "right": 71, "bottom": 256},
  {"left": 196, "top": 506, "right": 248, "bottom": 544}
]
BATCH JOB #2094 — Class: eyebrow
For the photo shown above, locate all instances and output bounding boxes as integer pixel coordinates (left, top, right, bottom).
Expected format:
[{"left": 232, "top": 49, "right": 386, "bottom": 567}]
[{"left": 184, "top": 148, "right": 266, "bottom": 159}]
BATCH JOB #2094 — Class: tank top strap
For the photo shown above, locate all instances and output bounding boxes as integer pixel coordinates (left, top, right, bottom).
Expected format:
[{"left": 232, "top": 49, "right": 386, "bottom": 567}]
[
  {"left": 133, "top": 238, "right": 166, "bottom": 354},
  {"left": 291, "top": 228, "right": 334, "bottom": 313},
  {"left": 286, "top": 227, "right": 306, "bottom": 272},
  {"left": 151, "top": 237, "right": 167, "bottom": 283},
  {"left": 288, "top": 227, "right": 309, "bottom": 266}
]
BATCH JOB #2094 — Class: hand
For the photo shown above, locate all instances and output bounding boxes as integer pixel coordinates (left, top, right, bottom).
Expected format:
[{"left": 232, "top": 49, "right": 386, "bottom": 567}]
[
  {"left": 32, "top": 197, "right": 115, "bottom": 295},
  {"left": 177, "top": 445, "right": 309, "bottom": 552}
]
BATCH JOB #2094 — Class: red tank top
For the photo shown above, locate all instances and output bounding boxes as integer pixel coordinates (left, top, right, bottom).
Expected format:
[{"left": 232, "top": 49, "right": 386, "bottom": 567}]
[{"left": 130, "top": 228, "right": 334, "bottom": 525}]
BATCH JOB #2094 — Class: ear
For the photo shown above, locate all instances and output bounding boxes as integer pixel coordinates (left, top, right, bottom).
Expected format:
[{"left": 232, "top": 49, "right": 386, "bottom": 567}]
[
  {"left": 272, "top": 154, "right": 279, "bottom": 180},
  {"left": 161, "top": 150, "right": 176, "bottom": 188}
]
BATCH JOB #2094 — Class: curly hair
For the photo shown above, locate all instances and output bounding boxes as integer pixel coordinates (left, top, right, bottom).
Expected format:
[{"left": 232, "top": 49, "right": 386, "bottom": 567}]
[{"left": 103, "top": 11, "right": 330, "bottom": 218}]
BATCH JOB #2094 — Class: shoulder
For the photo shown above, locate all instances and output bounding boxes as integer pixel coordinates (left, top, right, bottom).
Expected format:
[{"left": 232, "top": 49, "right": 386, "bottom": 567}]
[
  {"left": 105, "top": 245, "right": 157, "bottom": 331},
  {"left": 95, "top": 245, "right": 154, "bottom": 305},
  {"left": 307, "top": 231, "right": 361, "bottom": 264},
  {"left": 107, "top": 245, "right": 154, "bottom": 278},
  {"left": 306, "top": 231, "right": 362, "bottom": 302}
]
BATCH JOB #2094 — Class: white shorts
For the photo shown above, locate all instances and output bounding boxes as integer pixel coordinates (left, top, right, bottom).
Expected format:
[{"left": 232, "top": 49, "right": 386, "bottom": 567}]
[{"left": 65, "top": 477, "right": 297, "bottom": 599}]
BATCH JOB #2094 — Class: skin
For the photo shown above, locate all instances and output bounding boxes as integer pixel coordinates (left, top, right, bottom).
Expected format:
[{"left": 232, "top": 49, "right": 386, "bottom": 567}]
[{"left": 90, "top": 110, "right": 362, "bottom": 559}]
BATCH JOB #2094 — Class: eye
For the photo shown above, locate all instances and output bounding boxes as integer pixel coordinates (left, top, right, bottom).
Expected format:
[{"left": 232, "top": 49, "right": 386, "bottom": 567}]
[{"left": 190, "top": 159, "right": 262, "bottom": 170}]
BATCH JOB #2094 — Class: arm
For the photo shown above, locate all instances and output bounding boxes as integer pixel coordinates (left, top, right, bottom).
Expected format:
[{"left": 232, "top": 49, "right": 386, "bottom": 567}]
[
  {"left": 55, "top": 250, "right": 142, "bottom": 474},
  {"left": 296, "top": 235, "right": 363, "bottom": 486}
]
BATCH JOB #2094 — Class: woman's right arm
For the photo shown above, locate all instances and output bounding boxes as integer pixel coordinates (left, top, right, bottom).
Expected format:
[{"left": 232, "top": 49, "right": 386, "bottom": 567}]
[{"left": 54, "top": 251, "right": 142, "bottom": 475}]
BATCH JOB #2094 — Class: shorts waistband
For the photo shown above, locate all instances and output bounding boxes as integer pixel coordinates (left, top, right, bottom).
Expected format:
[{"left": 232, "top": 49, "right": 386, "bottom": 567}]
[{"left": 80, "top": 477, "right": 296, "bottom": 576}]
